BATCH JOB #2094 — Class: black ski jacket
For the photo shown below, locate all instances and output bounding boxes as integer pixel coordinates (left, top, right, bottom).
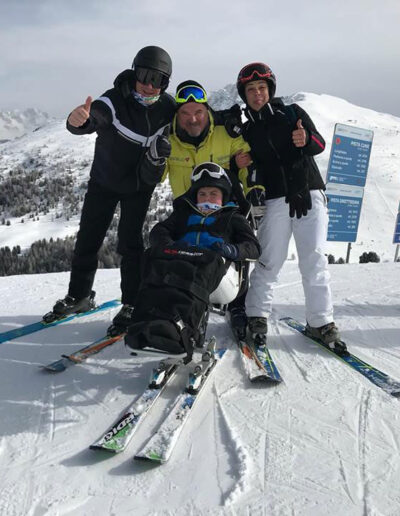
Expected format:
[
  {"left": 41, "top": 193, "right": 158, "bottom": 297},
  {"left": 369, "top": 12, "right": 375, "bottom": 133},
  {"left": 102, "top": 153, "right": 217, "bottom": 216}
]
[
  {"left": 67, "top": 69, "right": 176, "bottom": 194},
  {"left": 242, "top": 98, "right": 326, "bottom": 199},
  {"left": 150, "top": 195, "right": 261, "bottom": 262}
]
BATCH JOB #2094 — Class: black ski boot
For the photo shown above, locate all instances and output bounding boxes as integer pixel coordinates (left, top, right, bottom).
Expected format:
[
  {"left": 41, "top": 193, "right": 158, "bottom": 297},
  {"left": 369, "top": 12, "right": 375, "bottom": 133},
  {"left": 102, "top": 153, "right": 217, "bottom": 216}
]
[
  {"left": 43, "top": 291, "right": 96, "bottom": 323},
  {"left": 230, "top": 307, "right": 247, "bottom": 341},
  {"left": 305, "top": 322, "right": 348, "bottom": 356},
  {"left": 107, "top": 304, "right": 134, "bottom": 336},
  {"left": 248, "top": 316, "right": 268, "bottom": 346}
]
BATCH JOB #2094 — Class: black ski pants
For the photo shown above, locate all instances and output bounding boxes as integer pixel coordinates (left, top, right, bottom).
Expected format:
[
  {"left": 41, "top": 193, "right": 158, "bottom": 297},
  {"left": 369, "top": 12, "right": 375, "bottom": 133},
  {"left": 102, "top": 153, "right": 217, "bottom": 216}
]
[{"left": 68, "top": 179, "right": 153, "bottom": 305}]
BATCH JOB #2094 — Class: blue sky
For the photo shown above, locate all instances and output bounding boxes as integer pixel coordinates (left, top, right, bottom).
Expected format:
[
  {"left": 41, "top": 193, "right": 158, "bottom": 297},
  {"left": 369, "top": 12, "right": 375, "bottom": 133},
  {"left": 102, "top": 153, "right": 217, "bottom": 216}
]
[{"left": 1, "top": 0, "right": 399, "bottom": 117}]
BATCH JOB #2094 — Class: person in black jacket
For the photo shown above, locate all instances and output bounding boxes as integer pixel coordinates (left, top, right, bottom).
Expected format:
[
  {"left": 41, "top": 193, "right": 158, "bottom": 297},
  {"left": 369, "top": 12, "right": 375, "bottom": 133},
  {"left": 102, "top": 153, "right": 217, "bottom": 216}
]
[
  {"left": 48, "top": 46, "right": 176, "bottom": 336},
  {"left": 125, "top": 161, "right": 260, "bottom": 357},
  {"left": 236, "top": 62, "right": 341, "bottom": 347}
]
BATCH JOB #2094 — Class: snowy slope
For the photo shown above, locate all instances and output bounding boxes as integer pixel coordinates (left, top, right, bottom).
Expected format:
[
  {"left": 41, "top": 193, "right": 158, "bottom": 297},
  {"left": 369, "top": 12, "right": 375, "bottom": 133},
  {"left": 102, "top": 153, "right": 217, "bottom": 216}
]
[{"left": 0, "top": 263, "right": 399, "bottom": 515}]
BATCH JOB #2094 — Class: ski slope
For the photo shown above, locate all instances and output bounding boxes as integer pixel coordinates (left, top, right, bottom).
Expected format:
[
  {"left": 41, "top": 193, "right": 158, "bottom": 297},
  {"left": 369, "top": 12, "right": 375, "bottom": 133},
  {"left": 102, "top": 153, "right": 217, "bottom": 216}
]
[{"left": 1, "top": 263, "right": 399, "bottom": 515}]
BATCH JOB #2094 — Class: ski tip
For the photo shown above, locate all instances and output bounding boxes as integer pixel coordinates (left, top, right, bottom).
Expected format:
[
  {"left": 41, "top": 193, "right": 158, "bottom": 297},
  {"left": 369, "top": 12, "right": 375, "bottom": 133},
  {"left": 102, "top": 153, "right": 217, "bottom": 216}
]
[
  {"left": 40, "top": 363, "right": 67, "bottom": 373},
  {"left": 89, "top": 444, "right": 121, "bottom": 454},
  {"left": 134, "top": 454, "right": 165, "bottom": 464}
]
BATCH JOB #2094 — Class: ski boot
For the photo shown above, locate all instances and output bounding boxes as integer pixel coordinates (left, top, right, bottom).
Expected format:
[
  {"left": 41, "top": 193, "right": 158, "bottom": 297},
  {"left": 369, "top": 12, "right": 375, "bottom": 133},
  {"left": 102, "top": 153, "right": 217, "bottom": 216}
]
[
  {"left": 305, "top": 322, "right": 348, "bottom": 356},
  {"left": 248, "top": 316, "right": 268, "bottom": 346},
  {"left": 107, "top": 304, "right": 134, "bottom": 337},
  {"left": 230, "top": 307, "right": 248, "bottom": 341},
  {"left": 186, "top": 337, "right": 217, "bottom": 394},
  {"left": 43, "top": 291, "right": 96, "bottom": 323}
]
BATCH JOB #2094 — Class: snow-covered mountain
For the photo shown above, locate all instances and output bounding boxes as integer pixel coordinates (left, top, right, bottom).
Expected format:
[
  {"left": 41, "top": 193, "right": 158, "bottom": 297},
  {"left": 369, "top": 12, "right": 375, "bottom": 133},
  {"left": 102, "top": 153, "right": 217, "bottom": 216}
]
[
  {"left": 0, "top": 263, "right": 399, "bottom": 515},
  {"left": 0, "top": 108, "right": 51, "bottom": 142},
  {"left": 1, "top": 90, "right": 400, "bottom": 262}
]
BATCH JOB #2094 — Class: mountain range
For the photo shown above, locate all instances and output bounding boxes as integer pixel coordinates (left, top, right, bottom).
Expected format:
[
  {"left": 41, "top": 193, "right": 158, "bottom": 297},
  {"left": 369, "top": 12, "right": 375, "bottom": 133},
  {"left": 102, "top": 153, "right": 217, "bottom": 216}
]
[{"left": 0, "top": 87, "right": 399, "bottom": 264}]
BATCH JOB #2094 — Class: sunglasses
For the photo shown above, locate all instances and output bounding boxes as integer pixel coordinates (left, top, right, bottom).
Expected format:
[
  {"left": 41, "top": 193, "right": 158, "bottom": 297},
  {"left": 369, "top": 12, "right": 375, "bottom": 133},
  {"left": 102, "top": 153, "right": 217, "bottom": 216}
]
[
  {"left": 192, "top": 165, "right": 232, "bottom": 185},
  {"left": 175, "top": 85, "right": 208, "bottom": 104},
  {"left": 238, "top": 63, "right": 272, "bottom": 84},
  {"left": 135, "top": 67, "right": 169, "bottom": 89}
]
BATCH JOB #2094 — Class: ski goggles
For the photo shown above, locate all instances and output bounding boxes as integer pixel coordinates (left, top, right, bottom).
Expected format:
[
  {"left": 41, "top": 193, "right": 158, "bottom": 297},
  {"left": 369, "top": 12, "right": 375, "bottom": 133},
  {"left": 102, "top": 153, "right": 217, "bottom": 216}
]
[
  {"left": 135, "top": 67, "right": 169, "bottom": 89},
  {"left": 191, "top": 163, "right": 232, "bottom": 185},
  {"left": 237, "top": 62, "right": 273, "bottom": 84},
  {"left": 175, "top": 85, "right": 208, "bottom": 104}
]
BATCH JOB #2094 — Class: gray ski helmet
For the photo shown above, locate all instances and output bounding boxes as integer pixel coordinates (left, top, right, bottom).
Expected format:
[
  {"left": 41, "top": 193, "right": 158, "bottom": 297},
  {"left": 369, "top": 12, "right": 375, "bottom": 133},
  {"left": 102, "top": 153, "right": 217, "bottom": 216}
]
[
  {"left": 236, "top": 62, "right": 276, "bottom": 103},
  {"left": 189, "top": 162, "right": 232, "bottom": 204},
  {"left": 132, "top": 46, "right": 172, "bottom": 91}
]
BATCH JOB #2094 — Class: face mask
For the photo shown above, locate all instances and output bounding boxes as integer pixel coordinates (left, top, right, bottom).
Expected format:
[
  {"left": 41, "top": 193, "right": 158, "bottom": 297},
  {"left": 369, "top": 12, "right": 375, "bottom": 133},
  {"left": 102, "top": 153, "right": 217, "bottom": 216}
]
[
  {"left": 132, "top": 90, "right": 160, "bottom": 106},
  {"left": 196, "top": 201, "right": 221, "bottom": 212}
]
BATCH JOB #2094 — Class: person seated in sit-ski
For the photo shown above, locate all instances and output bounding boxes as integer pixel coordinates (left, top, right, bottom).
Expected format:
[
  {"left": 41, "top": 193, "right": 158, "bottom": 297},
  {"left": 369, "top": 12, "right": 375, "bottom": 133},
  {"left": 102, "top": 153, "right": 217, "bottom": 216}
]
[{"left": 125, "top": 162, "right": 260, "bottom": 359}]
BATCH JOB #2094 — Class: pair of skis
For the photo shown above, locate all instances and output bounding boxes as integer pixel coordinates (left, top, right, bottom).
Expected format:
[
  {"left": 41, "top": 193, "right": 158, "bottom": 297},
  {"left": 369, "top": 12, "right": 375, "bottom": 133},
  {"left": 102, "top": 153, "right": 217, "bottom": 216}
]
[
  {"left": 232, "top": 317, "right": 400, "bottom": 398},
  {"left": 90, "top": 339, "right": 227, "bottom": 463}
]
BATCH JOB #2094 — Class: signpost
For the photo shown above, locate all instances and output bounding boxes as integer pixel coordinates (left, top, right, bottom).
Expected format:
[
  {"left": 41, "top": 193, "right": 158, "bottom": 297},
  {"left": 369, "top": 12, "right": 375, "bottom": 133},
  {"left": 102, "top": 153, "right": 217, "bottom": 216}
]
[
  {"left": 393, "top": 201, "right": 400, "bottom": 262},
  {"left": 326, "top": 124, "right": 374, "bottom": 261}
]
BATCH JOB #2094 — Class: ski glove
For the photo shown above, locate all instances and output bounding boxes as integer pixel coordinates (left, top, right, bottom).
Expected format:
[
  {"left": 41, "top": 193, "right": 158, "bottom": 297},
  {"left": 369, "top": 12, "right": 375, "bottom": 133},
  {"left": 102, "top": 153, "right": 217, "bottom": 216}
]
[
  {"left": 285, "top": 187, "right": 312, "bottom": 219},
  {"left": 212, "top": 241, "right": 239, "bottom": 261},
  {"left": 147, "top": 131, "right": 171, "bottom": 165},
  {"left": 224, "top": 104, "right": 243, "bottom": 138}
]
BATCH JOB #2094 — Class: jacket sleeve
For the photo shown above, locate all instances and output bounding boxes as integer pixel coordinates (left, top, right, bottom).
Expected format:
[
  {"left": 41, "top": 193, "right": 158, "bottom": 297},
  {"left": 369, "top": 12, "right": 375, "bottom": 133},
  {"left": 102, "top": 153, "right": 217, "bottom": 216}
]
[
  {"left": 149, "top": 211, "right": 179, "bottom": 247},
  {"left": 66, "top": 98, "right": 113, "bottom": 135},
  {"left": 230, "top": 213, "right": 261, "bottom": 261},
  {"left": 292, "top": 104, "right": 325, "bottom": 156}
]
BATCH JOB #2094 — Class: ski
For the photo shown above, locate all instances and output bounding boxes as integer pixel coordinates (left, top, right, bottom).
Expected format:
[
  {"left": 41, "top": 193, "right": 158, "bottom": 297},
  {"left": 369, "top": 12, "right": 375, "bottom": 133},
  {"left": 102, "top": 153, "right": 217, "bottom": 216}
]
[
  {"left": 90, "top": 357, "right": 181, "bottom": 453},
  {"left": 280, "top": 317, "right": 400, "bottom": 397},
  {"left": 232, "top": 328, "right": 282, "bottom": 383},
  {"left": 42, "top": 333, "right": 125, "bottom": 373},
  {"left": 134, "top": 343, "right": 226, "bottom": 464},
  {"left": 0, "top": 299, "right": 120, "bottom": 345}
]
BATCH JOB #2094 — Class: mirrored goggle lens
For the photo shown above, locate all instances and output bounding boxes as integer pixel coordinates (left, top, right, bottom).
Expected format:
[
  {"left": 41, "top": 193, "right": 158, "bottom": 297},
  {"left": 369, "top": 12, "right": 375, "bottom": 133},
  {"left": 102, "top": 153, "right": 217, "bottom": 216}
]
[
  {"left": 135, "top": 67, "right": 168, "bottom": 89},
  {"left": 238, "top": 63, "right": 272, "bottom": 83},
  {"left": 175, "top": 85, "right": 207, "bottom": 103}
]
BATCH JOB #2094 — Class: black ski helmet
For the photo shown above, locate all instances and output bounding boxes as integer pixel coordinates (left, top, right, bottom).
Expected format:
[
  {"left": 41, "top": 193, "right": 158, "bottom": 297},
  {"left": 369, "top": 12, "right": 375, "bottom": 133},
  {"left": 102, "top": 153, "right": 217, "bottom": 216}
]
[
  {"left": 236, "top": 62, "right": 276, "bottom": 103},
  {"left": 189, "top": 162, "right": 232, "bottom": 204},
  {"left": 132, "top": 46, "right": 172, "bottom": 92}
]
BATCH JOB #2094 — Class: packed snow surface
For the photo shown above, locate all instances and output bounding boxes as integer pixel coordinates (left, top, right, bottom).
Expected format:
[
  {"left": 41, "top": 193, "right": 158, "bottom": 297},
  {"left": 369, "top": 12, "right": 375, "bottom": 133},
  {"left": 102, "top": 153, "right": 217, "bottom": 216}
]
[{"left": 0, "top": 262, "right": 399, "bottom": 515}]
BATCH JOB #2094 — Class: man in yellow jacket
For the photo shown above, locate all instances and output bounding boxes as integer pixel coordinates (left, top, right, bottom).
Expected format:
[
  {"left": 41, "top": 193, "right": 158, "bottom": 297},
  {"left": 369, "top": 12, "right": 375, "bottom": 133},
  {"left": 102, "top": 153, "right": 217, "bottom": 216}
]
[
  {"left": 162, "top": 80, "right": 253, "bottom": 336},
  {"left": 163, "top": 80, "right": 251, "bottom": 198}
]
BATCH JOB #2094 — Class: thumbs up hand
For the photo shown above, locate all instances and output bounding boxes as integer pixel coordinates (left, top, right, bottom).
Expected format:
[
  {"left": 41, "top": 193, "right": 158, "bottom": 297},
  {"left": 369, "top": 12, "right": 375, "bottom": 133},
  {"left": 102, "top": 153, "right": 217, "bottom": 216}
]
[
  {"left": 68, "top": 96, "right": 93, "bottom": 127},
  {"left": 147, "top": 125, "right": 172, "bottom": 164},
  {"left": 292, "top": 118, "right": 307, "bottom": 147}
]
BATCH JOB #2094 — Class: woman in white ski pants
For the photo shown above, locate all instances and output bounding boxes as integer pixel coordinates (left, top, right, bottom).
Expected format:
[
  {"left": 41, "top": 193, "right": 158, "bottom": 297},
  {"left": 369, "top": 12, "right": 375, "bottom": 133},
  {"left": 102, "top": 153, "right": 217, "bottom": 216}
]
[{"left": 246, "top": 190, "right": 333, "bottom": 327}]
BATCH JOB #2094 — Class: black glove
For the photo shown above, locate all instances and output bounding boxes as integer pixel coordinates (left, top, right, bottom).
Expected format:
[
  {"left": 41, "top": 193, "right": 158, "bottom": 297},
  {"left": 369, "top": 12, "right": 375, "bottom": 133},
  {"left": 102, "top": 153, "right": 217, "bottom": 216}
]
[
  {"left": 212, "top": 241, "right": 239, "bottom": 261},
  {"left": 147, "top": 127, "right": 171, "bottom": 164},
  {"left": 224, "top": 104, "right": 243, "bottom": 138},
  {"left": 246, "top": 188, "right": 265, "bottom": 207},
  {"left": 285, "top": 187, "right": 312, "bottom": 219},
  {"left": 147, "top": 134, "right": 171, "bottom": 164}
]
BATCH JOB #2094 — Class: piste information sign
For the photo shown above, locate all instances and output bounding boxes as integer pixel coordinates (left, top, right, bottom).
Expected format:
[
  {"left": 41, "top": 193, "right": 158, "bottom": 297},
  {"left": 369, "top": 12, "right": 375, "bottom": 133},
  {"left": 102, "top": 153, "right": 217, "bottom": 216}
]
[
  {"left": 326, "top": 124, "right": 373, "bottom": 242},
  {"left": 327, "top": 124, "right": 374, "bottom": 187},
  {"left": 326, "top": 183, "right": 364, "bottom": 242},
  {"left": 393, "top": 202, "right": 400, "bottom": 244}
]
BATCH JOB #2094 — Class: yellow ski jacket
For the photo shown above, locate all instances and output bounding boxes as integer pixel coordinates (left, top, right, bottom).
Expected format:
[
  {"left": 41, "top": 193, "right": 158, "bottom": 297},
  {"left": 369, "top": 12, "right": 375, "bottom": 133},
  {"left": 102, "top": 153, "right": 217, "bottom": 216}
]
[{"left": 163, "top": 112, "right": 251, "bottom": 198}]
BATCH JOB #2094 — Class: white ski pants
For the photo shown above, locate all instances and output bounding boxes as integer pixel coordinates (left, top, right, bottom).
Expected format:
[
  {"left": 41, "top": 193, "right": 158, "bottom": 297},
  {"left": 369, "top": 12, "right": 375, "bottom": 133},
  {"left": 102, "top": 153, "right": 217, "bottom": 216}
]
[{"left": 245, "top": 190, "right": 334, "bottom": 327}]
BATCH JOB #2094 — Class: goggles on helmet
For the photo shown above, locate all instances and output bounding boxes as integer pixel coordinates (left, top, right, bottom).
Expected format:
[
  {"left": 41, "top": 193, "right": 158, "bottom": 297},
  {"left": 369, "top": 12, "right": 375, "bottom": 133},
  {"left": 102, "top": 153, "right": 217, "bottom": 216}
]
[
  {"left": 175, "top": 85, "right": 208, "bottom": 104},
  {"left": 191, "top": 163, "right": 232, "bottom": 185},
  {"left": 135, "top": 67, "right": 169, "bottom": 89},
  {"left": 237, "top": 62, "right": 273, "bottom": 84}
]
